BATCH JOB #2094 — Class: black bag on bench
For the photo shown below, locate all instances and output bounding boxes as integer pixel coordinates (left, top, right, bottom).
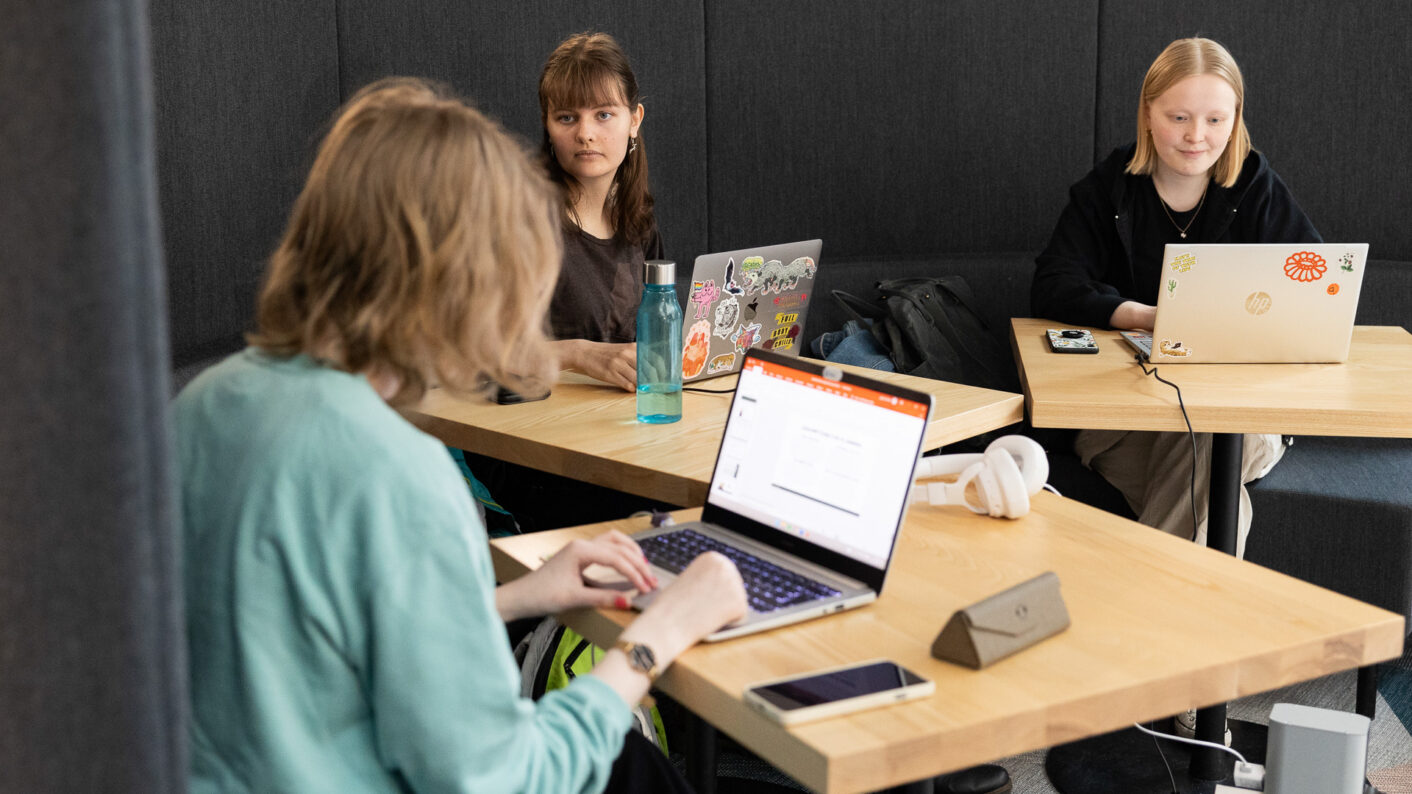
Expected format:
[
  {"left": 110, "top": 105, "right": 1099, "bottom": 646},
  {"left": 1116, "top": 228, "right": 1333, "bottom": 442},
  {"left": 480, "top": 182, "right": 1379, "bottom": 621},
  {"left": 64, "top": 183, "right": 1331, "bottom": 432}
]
[{"left": 832, "top": 276, "right": 1020, "bottom": 394}]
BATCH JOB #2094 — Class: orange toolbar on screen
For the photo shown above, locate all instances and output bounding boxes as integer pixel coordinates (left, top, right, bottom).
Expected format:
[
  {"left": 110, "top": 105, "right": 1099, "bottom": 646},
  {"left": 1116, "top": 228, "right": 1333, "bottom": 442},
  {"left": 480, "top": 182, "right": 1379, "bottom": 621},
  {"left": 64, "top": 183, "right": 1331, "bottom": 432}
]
[{"left": 746, "top": 359, "right": 927, "bottom": 418}]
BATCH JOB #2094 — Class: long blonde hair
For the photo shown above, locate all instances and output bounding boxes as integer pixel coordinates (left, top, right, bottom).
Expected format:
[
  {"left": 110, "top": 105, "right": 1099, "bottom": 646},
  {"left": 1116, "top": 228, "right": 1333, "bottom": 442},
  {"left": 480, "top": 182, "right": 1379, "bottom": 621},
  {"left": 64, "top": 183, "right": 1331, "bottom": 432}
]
[
  {"left": 1127, "top": 37, "right": 1251, "bottom": 188},
  {"left": 250, "top": 77, "right": 560, "bottom": 406}
]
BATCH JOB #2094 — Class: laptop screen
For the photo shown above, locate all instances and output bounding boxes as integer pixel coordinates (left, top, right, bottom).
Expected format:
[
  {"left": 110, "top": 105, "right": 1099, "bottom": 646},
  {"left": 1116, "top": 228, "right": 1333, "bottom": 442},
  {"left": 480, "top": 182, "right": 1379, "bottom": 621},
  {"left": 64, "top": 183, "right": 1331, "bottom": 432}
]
[{"left": 705, "top": 352, "right": 930, "bottom": 576}]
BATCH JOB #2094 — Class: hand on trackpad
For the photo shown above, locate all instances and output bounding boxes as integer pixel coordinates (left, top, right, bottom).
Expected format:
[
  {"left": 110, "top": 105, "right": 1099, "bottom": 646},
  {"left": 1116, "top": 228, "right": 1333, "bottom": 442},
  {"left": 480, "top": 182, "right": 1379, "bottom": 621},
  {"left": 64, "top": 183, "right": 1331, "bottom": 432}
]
[{"left": 581, "top": 563, "right": 636, "bottom": 591}]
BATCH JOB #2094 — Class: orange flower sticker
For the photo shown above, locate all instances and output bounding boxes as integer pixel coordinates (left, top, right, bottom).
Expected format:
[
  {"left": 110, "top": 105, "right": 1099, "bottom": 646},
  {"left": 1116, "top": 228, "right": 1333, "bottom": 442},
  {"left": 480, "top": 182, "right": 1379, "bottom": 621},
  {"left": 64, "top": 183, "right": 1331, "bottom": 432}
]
[
  {"left": 1327, "top": 283, "right": 1340, "bottom": 295},
  {"left": 1284, "top": 251, "right": 1327, "bottom": 282}
]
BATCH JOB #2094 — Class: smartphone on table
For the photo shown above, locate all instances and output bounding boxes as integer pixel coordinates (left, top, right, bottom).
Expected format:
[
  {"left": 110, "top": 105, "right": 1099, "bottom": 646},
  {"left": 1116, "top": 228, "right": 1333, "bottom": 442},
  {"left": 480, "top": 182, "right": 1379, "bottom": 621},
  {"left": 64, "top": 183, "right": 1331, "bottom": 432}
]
[
  {"left": 1045, "top": 328, "right": 1099, "bottom": 354},
  {"left": 743, "top": 659, "right": 934, "bottom": 725}
]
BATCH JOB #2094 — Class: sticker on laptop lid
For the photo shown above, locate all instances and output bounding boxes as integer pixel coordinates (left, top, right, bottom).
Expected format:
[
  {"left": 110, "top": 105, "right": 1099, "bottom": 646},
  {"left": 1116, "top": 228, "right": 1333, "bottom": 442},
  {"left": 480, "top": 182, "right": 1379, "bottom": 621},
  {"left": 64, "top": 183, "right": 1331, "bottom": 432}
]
[
  {"left": 1284, "top": 251, "right": 1327, "bottom": 282},
  {"left": 722, "top": 257, "right": 745, "bottom": 295},
  {"left": 1158, "top": 339, "right": 1191, "bottom": 357},
  {"left": 682, "top": 320, "right": 711, "bottom": 378},
  {"left": 713, "top": 296, "right": 741, "bottom": 338},
  {"left": 688, "top": 279, "right": 719, "bottom": 320},
  {"left": 763, "top": 323, "right": 801, "bottom": 351},
  {"left": 1170, "top": 252, "right": 1196, "bottom": 273},
  {"left": 739, "top": 256, "right": 765, "bottom": 294},
  {"left": 759, "top": 256, "right": 817, "bottom": 294},
  {"left": 1166, "top": 278, "right": 1178, "bottom": 298},
  {"left": 1327, "top": 283, "right": 1340, "bottom": 295},
  {"left": 731, "top": 321, "right": 763, "bottom": 354},
  {"left": 707, "top": 353, "right": 736, "bottom": 374},
  {"left": 1339, "top": 252, "right": 1356, "bottom": 273}
]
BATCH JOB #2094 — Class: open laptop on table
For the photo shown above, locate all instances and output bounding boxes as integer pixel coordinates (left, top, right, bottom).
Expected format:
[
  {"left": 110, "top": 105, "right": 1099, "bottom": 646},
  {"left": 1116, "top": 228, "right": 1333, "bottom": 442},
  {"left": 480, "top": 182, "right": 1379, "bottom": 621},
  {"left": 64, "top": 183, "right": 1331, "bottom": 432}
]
[
  {"left": 1121, "top": 243, "right": 1368, "bottom": 363},
  {"left": 632, "top": 348, "right": 931, "bottom": 640},
  {"left": 682, "top": 239, "right": 821, "bottom": 382}
]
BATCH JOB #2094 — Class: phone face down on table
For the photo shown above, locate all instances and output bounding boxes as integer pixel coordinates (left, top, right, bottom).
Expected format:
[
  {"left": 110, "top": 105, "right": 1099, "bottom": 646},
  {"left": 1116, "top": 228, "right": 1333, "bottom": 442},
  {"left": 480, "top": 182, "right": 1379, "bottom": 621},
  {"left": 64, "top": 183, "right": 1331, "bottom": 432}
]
[
  {"left": 743, "top": 659, "right": 934, "bottom": 725},
  {"left": 494, "top": 386, "right": 549, "bottom": 405},
  {"left": 1045, "top": 328, "right": 1098, "bottom": 354}
]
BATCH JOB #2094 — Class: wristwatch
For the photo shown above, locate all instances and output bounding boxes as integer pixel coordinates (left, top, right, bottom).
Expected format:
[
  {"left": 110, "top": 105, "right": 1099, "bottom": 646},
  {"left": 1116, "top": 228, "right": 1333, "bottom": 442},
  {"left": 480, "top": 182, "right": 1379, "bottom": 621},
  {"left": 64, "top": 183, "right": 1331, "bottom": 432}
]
[{"left": 614, "top": 639, "right": 660, "bottom": 682}]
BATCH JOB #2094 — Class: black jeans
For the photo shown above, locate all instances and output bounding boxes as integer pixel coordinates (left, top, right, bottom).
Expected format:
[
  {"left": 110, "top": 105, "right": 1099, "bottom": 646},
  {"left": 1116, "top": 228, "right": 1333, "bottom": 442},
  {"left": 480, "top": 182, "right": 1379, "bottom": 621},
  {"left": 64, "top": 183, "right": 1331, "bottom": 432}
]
[{"left": 605, "top": 729, "right": 694, "bottom": 794}]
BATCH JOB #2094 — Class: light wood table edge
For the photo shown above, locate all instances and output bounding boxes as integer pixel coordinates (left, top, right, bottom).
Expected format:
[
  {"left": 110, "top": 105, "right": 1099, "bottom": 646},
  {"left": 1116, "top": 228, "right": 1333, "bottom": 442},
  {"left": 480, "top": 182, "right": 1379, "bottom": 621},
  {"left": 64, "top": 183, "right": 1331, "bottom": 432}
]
[
  {"left": 1010, "top": 318, "right": 1412, "bottom": 436},
  {"left": 408, "top": 412, "right": 707, "bottom": 506},
  {"left": 490, "top": 505, "right": 1404, "bottom": 794}
]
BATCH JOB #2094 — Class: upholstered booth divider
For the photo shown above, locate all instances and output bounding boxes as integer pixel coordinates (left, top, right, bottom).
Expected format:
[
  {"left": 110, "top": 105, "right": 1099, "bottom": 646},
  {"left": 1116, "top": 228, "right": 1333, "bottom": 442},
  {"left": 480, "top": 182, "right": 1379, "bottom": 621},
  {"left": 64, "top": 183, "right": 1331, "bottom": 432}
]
[
  {"left": 1, "top": 1, "right": 185, "bottom": 790},
  {"left": 702, "top": 0, "right": 1097, "bottom": 257},
  {"left": 336, "top": 0, "right": 710, "bottom": 268},
  {"left": 151, "top": 0, "right": 341, "bottom": 381}
]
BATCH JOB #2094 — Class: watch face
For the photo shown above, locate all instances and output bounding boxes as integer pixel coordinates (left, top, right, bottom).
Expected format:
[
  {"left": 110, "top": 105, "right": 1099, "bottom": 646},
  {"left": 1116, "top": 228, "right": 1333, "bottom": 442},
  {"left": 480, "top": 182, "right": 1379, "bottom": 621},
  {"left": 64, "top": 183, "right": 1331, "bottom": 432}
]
[{"left": 626, "top": 643, "right": 656, "bottom": 674}]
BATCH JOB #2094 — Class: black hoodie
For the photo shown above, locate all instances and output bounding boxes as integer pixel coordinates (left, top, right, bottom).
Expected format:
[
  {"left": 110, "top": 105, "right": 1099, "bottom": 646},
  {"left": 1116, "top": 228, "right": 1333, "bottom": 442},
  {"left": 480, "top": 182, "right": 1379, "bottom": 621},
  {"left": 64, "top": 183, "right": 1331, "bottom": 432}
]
[{"left": 1031, "top": 143, "right": 1322, "bottom": 328}]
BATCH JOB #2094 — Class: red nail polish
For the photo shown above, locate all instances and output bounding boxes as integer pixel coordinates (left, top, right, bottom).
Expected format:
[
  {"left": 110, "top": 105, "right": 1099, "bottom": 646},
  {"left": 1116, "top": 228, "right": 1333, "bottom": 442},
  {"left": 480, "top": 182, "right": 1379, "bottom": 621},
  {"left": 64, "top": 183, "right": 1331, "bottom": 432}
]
[{"left": 615, "top": 595, "right": 630, "bottom": 609}]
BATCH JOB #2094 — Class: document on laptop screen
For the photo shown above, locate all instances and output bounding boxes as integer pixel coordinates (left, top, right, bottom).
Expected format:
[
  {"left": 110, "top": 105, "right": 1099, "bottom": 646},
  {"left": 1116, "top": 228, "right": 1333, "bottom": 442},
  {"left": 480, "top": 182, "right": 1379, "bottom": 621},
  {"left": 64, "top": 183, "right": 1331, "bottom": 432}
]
[{"left": 709, "top": 358, "right": 927, "bottom": 569}]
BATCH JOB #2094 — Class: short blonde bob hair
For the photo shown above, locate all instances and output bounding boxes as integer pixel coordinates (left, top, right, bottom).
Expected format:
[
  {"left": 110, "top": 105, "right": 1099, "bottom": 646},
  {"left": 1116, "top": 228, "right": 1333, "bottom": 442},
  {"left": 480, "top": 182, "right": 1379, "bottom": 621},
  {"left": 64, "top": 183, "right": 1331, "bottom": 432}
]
[
  {"left": 1127, "top": 37, "right": 1251, "bottom": 188},
  {"left": 250, "top": 77, "right": 561, "bottom": 407}
]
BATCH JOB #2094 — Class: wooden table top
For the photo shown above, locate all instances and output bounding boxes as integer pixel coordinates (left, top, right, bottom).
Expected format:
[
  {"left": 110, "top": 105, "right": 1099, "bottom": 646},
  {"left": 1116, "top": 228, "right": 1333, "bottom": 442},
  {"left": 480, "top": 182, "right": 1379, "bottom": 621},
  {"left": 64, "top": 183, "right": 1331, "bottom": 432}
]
[
  {"left": 491, "top": 499, "right": 1404, "bottom": 794},
  {"left": 1011, "top": 318, "right": 1412, "bottom": 436},
  {"left": 408, "top": 361, "right": 1023, "bottom": 506}
]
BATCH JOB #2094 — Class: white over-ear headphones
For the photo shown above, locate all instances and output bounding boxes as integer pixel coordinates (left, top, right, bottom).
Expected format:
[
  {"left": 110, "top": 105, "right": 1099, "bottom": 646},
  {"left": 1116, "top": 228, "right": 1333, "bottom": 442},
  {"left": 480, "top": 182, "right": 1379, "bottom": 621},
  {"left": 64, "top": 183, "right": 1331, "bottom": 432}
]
[{"left": 909, "top": 435, "right": 1049, "bottom": 519}]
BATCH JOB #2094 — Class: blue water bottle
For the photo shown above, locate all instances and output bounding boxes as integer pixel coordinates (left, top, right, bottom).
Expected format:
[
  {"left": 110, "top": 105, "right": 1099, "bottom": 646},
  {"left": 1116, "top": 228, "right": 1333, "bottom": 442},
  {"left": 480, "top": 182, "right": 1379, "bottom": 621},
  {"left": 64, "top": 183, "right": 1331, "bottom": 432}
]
[{"left": 636, "top": 259, "right": 682, "bottom": 423}]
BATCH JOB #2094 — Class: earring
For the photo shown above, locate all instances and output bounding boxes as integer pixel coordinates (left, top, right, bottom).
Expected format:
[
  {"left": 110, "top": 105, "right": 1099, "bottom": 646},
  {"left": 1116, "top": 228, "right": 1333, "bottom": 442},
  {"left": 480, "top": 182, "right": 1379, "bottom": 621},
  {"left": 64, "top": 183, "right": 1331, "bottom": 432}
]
[{"left": 629, "top": 136, "right": 638, "bottom": 154}]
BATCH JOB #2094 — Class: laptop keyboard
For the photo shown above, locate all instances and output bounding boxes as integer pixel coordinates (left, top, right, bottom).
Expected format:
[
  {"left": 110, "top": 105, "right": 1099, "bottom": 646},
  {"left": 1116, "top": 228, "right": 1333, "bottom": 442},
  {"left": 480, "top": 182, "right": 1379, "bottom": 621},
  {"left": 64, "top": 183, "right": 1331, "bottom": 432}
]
[{"left": 638, "top": 528, "right": 842, "bottom": 613}]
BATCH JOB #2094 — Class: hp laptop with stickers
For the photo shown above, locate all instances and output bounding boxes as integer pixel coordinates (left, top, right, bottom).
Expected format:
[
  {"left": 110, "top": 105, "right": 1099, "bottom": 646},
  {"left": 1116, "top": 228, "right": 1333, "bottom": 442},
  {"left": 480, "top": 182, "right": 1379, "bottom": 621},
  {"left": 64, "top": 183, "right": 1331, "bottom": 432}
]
[
  {"left": 681, "top": 239, "right": 822, "bottom": 383},
  {"left": 1123, "top": 243, "right": 1368, "bottom": 363},
  {"left": 632, "top": 348, "right": 931, "bottom": 640}
]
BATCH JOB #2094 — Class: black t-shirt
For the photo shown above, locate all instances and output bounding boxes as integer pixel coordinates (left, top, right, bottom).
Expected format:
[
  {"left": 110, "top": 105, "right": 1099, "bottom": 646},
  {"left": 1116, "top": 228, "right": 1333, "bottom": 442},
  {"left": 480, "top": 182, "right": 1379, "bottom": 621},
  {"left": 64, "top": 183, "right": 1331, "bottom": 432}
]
[
  {"left": 1132, "top": 179, "right": 1208, "bottom": 307},
  {"left": 548, "top": 224, "right": 664, "bottom": 343}
]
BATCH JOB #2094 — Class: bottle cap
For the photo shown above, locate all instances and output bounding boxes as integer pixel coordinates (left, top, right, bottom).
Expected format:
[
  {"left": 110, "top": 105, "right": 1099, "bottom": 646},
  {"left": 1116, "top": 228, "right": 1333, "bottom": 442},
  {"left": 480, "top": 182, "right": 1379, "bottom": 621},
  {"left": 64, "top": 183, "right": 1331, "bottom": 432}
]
[{"left": 643, "top": 260, "right": 676, "bottom": 285}]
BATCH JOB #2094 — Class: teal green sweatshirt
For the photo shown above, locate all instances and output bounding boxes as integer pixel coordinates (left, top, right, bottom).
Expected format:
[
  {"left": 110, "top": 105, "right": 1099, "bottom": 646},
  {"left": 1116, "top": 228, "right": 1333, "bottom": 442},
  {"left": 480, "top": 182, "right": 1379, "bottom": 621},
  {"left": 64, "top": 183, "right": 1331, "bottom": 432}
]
[{"left": 174, "top": 350, "right": 631, "bottom": 793}]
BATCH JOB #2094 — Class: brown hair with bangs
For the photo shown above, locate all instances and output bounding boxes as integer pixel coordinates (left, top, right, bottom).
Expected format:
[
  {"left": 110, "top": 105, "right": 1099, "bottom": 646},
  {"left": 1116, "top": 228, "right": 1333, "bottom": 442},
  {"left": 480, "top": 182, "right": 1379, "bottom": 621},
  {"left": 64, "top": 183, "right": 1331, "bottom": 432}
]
[
  {"left": 1127, "top": 37, "right": 1252, "bottom": 188},
  {"left": 538, "top": 31, "right": 656, "bottom": 247},
  {"left": 249, "top": 77, "right": 561, "bottom": 407}
]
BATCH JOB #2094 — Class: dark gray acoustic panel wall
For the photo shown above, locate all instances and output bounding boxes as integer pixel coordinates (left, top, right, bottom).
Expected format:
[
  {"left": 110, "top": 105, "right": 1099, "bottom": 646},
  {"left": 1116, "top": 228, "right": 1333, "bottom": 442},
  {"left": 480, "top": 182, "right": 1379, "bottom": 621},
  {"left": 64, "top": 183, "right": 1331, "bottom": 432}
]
[
  {"left": 0, "top": 1, "right": 185, "bottom": 791},
  {"left": 151, "top": 0, "right": 341, "bottom": 368},
  {"left": 704, "top": 0, "right": 1099, "bottom": 257},
  {"left": 337, "top": 0, "right": 709, "bottom": 262},
  {"left": 1097, "top": 1, "right": 1412, "bottom": 261}
]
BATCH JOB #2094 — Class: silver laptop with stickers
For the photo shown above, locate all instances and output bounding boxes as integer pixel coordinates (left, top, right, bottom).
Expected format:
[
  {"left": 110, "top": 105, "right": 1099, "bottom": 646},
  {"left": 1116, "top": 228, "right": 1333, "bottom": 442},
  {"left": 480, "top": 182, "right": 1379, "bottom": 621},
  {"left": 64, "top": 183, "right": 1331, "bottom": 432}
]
[
  {"left": 632, "top": 349, "right": 931, "bottom": 640},
  {"left": 681, "top": 239, "right": 822, "bottom": 382},
  {"left": 1127, "top": 243, "right": 1368, "bottom": 363}
]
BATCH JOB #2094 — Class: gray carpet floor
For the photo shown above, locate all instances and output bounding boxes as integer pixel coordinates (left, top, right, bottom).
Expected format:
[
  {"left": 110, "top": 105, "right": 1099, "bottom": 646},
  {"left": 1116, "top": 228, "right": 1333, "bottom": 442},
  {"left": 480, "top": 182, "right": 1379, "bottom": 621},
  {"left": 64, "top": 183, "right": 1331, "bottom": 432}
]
[{"left": 996, "top": 664, "right": 1412, "bottom": 793}]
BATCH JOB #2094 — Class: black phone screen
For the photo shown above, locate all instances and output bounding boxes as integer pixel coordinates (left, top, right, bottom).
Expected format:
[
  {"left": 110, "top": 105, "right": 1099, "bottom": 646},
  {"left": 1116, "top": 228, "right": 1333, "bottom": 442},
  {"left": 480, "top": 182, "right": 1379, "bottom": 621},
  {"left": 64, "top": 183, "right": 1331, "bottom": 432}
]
[{"left": 748, "top": 661, "right": 924, "bottom": 711}]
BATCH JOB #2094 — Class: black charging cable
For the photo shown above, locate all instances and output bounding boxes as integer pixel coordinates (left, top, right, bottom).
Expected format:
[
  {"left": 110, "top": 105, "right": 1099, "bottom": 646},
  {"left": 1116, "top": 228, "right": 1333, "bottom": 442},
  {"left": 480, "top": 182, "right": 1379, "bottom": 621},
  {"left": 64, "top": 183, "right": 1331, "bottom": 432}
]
[
  {"left": 682, "top": 384, "right": 737, "bottom": 394},
  {"left": 1136, "top": 354, "right": 1201, "bottom": 544}
]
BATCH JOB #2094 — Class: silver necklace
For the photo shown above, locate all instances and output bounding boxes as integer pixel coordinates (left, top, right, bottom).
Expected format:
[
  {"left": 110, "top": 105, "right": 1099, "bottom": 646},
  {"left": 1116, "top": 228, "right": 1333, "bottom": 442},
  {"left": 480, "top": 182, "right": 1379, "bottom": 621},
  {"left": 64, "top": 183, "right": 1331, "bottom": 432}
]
[{"left": 1159, "top": 184, "right": 1208, "bottom": 239}]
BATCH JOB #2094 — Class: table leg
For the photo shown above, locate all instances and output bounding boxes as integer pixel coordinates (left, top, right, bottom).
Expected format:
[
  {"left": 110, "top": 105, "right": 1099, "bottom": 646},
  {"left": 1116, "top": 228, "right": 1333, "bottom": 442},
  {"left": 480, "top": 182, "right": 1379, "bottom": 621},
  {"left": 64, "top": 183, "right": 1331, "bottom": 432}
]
[
  {"left": 685, "top": 710, "right": 717, "bottom": 794},
  {"left": 1357, "top": 665, "right": 1380, "bottom": 720},
  {"left": 1189, "top": 432, "right": 1244, "bottom": 781}
]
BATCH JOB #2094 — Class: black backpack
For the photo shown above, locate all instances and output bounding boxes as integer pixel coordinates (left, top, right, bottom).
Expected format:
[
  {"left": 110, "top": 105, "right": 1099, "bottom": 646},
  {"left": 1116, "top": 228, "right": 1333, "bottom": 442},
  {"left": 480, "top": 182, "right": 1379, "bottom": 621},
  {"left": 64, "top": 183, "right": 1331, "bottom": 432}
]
[{"left": 832, "top": 276, "right": 1020, "bottom": 394}]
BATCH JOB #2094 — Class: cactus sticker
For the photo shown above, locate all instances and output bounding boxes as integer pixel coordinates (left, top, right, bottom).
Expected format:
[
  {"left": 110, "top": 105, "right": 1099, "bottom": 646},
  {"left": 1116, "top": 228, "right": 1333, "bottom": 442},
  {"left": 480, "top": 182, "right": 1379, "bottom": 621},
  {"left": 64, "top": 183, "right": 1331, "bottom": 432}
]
[{"left": 1167, "top": 278, "right": 1178, "bottom": 297}]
